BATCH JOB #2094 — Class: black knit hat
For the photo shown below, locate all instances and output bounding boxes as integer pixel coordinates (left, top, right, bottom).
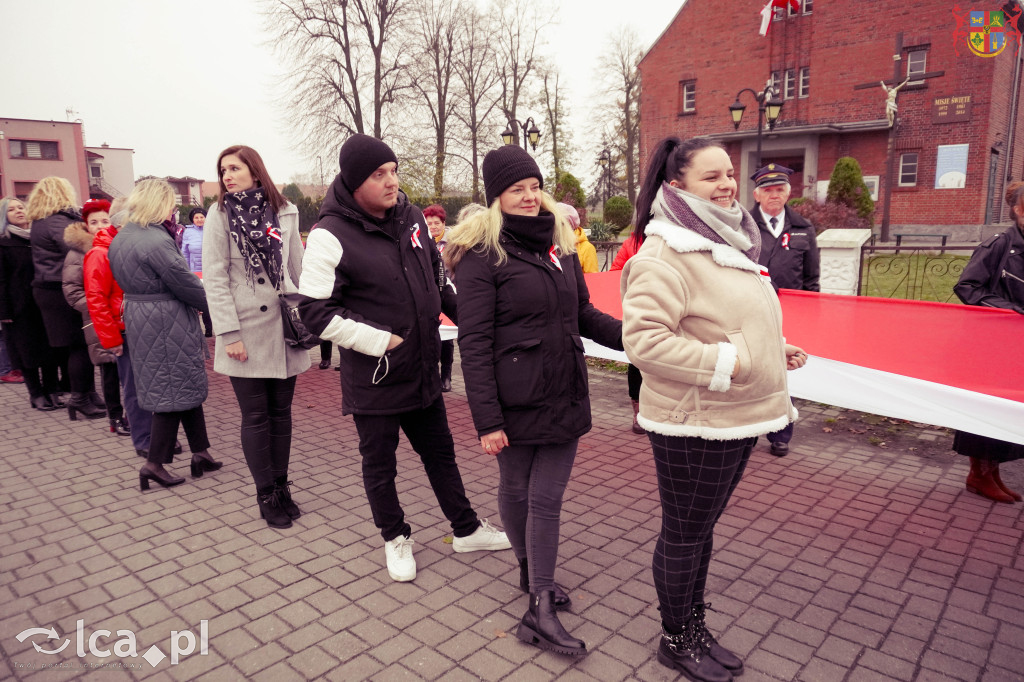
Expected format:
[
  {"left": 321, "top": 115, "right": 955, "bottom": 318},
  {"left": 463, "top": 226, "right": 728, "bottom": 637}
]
[
  {"left": 482, "top": 145, "right": 543, "bottom": 207},
  {"left": 338, "top": 134, "right": 399, "bottom": 192},
  {"left": 188, "top": 207, "right": 206, "bottom": 223}
]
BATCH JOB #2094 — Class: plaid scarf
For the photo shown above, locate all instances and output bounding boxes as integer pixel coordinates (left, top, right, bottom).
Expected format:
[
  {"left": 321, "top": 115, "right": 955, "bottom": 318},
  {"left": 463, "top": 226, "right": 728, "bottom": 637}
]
[
  {"left": 652, "top": 182, "right": 761, "bottom": 263},
  {"left": 224, "top": 188, "right": 283, "bottom": 289}
]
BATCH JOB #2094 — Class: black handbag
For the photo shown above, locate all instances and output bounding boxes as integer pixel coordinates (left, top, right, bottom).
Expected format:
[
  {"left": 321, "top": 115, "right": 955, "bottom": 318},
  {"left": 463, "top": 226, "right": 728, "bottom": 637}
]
[{"left": 279, "top": 293, "right": 321, "bottom": 350}]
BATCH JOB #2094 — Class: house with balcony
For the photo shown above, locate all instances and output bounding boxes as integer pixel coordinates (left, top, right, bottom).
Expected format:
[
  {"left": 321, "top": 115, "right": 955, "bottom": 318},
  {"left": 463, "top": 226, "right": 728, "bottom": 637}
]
[{"left": 85, "top": 144, "right": 135, "bottom": 199}]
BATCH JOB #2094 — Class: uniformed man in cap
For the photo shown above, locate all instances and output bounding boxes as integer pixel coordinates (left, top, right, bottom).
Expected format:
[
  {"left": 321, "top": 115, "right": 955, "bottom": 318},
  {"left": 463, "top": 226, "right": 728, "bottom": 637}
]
[{"left": 750, "top": 163, "right": 819, "bottom": 457}]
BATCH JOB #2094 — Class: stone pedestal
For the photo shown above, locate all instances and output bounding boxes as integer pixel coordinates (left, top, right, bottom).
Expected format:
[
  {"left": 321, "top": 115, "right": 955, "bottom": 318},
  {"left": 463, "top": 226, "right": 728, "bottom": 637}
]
[{"left": 817, "top": 228, "right": 872, "bottom": 296}]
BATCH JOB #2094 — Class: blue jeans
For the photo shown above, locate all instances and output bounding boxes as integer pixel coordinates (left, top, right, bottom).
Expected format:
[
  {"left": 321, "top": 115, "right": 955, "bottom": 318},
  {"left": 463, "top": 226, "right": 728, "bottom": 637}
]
[
  {"left": 116, "top": 343, "right": 152, "bottom": 451},
  {"left": 496, "top": 439, "right": 578, "bottom": 593},
  {"left": 0, "top": 328, "right": 12, "bottom": 375}
]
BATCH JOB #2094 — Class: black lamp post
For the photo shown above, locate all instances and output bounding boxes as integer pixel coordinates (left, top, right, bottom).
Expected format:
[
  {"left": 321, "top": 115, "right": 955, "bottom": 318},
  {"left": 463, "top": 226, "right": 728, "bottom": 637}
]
[
  {"left": 501, "top": 117, "right": 542, "bottom": 152},
  {"left": 597, "top": 148, "right": 611, "bottom": 209},
  {"left": 728, "top": 84, "right": 784, "bottom": 170}
]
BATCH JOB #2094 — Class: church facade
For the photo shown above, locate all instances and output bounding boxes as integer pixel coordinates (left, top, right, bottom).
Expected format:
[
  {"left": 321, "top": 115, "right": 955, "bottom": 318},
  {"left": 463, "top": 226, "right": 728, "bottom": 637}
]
[{"left": 638, "top": 0, "right": 1024, "bottom": 232}]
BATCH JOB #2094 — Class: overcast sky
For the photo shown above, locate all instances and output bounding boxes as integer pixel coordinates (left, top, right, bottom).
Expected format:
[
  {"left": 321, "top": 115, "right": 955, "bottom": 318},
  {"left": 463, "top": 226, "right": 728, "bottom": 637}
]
[{"left": 2, "top": 0, "right": 682, "bottom": 189}]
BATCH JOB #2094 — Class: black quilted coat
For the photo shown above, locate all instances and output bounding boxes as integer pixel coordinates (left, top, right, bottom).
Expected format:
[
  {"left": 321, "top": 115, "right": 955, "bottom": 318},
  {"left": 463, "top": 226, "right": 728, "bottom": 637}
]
[{"left": 108, "top": 222, "right": 210, "bottom": 413}]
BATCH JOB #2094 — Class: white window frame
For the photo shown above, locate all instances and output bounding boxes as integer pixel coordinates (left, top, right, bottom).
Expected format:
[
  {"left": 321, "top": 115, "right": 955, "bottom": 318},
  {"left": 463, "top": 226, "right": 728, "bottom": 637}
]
[
  {"left": 680, "top": 81, "right": 696, "bottom": 113},
  {"left": 784, "top": 69, "right": 797, "bottom": 100},
  {"left": 907, "top": 49, "right": 927, "bottom": 84},
  {"left": 799, "top": 67, "right": 810, "bottom": 98}
]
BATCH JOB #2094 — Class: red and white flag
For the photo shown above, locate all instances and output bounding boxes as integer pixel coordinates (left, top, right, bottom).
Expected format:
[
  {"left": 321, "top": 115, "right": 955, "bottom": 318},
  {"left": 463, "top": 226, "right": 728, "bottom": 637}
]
[{"left": 760, "top": 0, "right": 800, "bottom": 36}]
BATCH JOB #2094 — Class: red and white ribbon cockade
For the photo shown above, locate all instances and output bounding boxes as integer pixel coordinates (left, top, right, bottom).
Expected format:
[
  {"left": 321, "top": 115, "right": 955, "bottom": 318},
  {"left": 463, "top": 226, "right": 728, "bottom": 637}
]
[
  {"left": 411, "top": 225, "right": 423, "bottom": 249},
  {"left": 548, "top": 246, "right": 562, "bottom": 271},
  {"left": 781, "top": 233, "right": 790, "bottom": 249},
  {"left": 266, "top": 225, "right": 282, "bottom": 242}
]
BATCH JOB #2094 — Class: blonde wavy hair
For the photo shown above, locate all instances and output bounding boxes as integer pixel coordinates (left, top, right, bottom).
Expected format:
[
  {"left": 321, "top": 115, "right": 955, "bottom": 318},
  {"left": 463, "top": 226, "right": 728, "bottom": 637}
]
[
  {"left": 25, "top": 177, "right": 77, "bottom": 222},
  {"left": 128, "top": 179, "right": 176, "bottom": 226},
  {"left": 444, "top": 191, "right": 576, "bottom": 272}
]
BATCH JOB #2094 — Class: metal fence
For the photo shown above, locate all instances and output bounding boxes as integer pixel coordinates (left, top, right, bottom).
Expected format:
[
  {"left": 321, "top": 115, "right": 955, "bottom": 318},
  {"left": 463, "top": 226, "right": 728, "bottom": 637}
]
[{"left": 858, "top": 245, "right": 975, "bottom": 303}]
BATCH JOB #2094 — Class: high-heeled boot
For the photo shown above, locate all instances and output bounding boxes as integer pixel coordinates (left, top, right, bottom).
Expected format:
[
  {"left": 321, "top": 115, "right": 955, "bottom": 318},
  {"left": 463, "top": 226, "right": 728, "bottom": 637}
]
[
  {"left": 657, "top": 621, "right": 731, "bottom": 682},
  {"left": 991, "top": 463, "right": 1022, "bottom": 501},
  {"left": 275, "top": 476, "right": 301, "bottom": 519},
  {"left": 966, "top": 457, "right": 1014, "bottom": 503},
  {"left": 67, "top": 392, "right": 106, "bottom": 420},
  {"left": 518, "top": 558, "right": 571, "bottom": 610},
  {"left": 87, "top": 390, "right": 106, "bottom": 409},
  {"left": 516, "top": 591, "right": 586, "bottom": 656},
  {"left": 691, "top": 603, "right": 743, "bottom": 674},
  {"left": 257, "top": 486, "right": 292, "bottom": 529}
]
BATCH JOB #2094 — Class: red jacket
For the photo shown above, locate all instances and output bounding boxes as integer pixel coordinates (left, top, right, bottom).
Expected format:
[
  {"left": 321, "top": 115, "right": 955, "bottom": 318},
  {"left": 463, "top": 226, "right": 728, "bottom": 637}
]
[
  {"left": 84, "top": 226, "right": 125, "bottom": 349},
  {"left": 610, "top": 233, "right": 642, "bottom": 271}
]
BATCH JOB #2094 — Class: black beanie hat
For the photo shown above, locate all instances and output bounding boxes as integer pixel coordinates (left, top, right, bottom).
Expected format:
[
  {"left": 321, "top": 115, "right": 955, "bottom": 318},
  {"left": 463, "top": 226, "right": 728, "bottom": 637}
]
[
  {"left": 482, "top": 145, "right": 543, "bottom": 207},
  {"left": 338, "top": 134, "right": 399, "bottom": 192},
  {"left": 188, "top": 207, "right": 206, "bottom": 223}
]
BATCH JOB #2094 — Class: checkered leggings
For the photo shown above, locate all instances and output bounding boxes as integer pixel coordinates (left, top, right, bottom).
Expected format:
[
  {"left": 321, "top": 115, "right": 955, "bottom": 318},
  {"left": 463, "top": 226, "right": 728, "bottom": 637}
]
[{"left": 649, "top": 433, "right": 756, "bottom": 629}]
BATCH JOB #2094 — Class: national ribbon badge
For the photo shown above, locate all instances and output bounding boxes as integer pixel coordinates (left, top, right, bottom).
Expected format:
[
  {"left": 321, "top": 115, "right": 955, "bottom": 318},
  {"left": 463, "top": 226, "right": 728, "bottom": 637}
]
[
  {"left": 548, "top": 246, "right": 562, "bottom": 271},
  {"left": 411, "top": 225, "right": 423, "bottom": 249}
]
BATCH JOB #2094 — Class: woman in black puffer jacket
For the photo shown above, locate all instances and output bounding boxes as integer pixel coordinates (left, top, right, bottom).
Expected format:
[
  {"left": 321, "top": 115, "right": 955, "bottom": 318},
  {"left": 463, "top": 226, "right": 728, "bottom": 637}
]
[
  {"left": 445, "top": 145, "right": 622, "bottom": 658},
  {"left": 27, "top": 177, "right": 105, "bottom": 420}
]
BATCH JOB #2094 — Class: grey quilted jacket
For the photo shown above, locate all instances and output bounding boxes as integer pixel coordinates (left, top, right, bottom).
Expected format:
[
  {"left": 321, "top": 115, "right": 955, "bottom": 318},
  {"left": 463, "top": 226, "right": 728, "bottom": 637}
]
[{"left": 108, "top": 221, "right": 210, "bottom": 413}]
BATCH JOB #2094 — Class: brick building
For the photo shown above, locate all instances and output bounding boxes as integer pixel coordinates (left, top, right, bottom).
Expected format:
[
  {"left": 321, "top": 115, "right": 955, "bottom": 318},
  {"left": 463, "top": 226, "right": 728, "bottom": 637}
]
[{"left": 638, "top": 0, "right": 1024, "bottom": 234}]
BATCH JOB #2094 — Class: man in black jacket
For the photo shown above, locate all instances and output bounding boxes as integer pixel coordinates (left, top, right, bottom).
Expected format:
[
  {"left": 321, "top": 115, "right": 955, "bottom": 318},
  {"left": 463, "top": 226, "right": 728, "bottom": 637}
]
[
  {"left": 750, "top": 163, "right": 820, "bottom": 457},
  {"left": 299, "top": 135, "right": 509, "bottom": 583}
]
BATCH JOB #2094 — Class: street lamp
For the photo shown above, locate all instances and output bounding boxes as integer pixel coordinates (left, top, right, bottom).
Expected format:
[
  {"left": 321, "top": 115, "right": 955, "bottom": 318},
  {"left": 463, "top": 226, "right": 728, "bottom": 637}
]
[
  {"left": 728, "top": 83, "right": 784, "bottom": 170},
  {"left": 501, "top": 117, "right": 542, "bottom": 152},
  {"left": 597, "top": 148, "right": 611, "bottom": 209},
  {"left": 316, "top": 155, "right": 325, "bottom": 188}
]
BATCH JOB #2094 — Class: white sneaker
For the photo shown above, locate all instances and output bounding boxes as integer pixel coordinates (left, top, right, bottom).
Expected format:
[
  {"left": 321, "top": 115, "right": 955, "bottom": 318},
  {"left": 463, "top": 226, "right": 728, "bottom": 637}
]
[
  {"left": 452, "top": 519, "right": 512, "bottom": 553},
  {"left": 384, "top": 535, "right": 416, "bottom": 582}
]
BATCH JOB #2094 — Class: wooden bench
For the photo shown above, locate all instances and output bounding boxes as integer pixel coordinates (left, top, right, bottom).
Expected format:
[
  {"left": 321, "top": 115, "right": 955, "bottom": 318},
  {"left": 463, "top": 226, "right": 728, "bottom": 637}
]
[{"left": 894, "top": 233, "right": 949, "bottom": 254}]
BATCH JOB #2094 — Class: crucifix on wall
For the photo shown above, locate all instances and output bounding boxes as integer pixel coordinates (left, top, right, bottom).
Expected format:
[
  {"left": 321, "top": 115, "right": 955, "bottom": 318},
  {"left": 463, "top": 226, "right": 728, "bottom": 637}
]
[{"left": 853, "top": 33, "right": 944, "bottom": 241}]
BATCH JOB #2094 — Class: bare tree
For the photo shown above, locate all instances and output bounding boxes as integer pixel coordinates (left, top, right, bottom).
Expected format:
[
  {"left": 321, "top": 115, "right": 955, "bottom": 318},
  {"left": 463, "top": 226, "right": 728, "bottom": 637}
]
[
  {"left": 595, "top": 27, "right": 643, "bottom": 205},
  {"left": 494, "top": 0, "right": 549, "bottom": 147},
  {"left": 266, "top": 0, "right": 409, "bottom": 153},
  {"left": 451, "top": 5, "right": 501, "bottom": 203},
  {"left": 535, "top": 62, "right": 574, "bottom": 180},
  {"left": 407, "top": 0, "right": 464, "bottom": 200}
]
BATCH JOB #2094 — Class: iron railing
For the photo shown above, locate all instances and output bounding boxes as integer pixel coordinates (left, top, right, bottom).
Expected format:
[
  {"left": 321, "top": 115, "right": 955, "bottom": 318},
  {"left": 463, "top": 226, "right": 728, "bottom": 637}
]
[{"left": 858, "top": 245, "right": 975, "bottom": 303}]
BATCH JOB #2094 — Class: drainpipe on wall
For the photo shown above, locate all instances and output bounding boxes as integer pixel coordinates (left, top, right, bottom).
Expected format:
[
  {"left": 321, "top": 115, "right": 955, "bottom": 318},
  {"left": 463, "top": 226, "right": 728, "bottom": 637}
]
[{"left": 1001, "top": 28, "right": 1024, "bottom": 222}]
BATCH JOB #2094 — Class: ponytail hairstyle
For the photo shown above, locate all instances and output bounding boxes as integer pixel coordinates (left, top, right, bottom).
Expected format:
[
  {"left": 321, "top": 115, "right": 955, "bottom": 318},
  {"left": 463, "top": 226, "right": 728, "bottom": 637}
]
[
  {"left": 1005, "top": 180, "right": 1024, "bottom": 225},
  {"left": 633, "top": 136, "right": 725, "bottom": 244}
]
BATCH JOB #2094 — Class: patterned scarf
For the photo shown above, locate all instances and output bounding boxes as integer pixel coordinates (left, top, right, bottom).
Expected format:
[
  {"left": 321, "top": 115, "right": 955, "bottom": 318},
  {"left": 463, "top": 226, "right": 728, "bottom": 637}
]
[
  {"left": 652, "top": 182, "right": 761, "bottom": 263},
  {"left": 224, "top": 188, "right": 283, "bottom": 289}
]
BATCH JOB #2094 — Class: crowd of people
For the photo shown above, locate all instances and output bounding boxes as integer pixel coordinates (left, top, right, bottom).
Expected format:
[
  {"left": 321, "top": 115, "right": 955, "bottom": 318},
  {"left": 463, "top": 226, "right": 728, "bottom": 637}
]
[{"left": 1, "top": 132, "right": 1020, "bottom": 680}]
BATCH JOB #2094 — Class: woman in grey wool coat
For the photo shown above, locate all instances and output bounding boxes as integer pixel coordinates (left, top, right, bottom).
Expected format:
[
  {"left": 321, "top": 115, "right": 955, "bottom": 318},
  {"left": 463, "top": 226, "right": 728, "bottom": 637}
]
[
  {"left": 203, "top": 145, "right": 310, "bottom": 529},
  {"left": 108, "top": 179, "right": 222, "bottom": 491}
]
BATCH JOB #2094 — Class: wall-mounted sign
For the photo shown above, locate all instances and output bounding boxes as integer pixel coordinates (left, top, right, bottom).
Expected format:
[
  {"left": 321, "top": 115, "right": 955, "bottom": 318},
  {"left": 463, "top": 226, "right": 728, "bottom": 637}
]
[
  {"left": 935, "top": 143, "right": 969, "bottom": 189},
  {"left": 932, "top": 95, "right": 972, "bottom": 123}
]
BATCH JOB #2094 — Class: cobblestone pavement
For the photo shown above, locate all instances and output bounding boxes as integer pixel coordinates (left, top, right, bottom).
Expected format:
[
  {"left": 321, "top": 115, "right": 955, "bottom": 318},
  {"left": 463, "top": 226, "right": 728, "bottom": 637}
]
[{"left": 1, "top": 347, "right": 1022, "bottom": 681}]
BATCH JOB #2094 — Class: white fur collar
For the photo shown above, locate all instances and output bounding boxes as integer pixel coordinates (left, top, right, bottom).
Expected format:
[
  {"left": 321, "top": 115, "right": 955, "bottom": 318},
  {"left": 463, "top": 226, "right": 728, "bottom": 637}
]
[{"left": 645, "top": 220, "right": 764, "bottom": 274}]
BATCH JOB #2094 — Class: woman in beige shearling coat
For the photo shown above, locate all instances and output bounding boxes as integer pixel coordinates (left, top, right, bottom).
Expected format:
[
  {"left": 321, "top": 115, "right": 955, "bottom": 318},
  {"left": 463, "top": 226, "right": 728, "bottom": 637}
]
[
  {"left": 203, "top": 145, "right": 310, "bottom": 530},
  {"left": 621, "top": 137, "right": 806, "bottom": 682}
]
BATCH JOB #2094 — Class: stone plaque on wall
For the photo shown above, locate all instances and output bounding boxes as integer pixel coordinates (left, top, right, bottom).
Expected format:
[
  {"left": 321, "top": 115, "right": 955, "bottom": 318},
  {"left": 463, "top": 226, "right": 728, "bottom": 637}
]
[{"left": 932, "top": 95, "right": 972, "bottom": 123}]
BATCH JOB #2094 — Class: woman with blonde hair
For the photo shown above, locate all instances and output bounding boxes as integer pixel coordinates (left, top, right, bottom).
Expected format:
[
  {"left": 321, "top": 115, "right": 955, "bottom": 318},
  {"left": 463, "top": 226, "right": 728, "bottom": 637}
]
[
  {"left": 108, "top": 179, "right": 220, "bottom": 491},
  {"left": 27, "top": 177, "right": 105, "bottom": 419},
  {"left": 203, "top": 145, "right": 309, "bottom": 528},
  {"left": 445, "top": 145, "right": 622, "bottom": 657}
]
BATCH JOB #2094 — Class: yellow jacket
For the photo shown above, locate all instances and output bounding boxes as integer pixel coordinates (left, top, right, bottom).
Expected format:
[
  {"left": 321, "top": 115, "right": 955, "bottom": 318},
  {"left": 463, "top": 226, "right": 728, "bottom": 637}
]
[{"left": 575, "top": 228, "right": 599, "bottom": 273}]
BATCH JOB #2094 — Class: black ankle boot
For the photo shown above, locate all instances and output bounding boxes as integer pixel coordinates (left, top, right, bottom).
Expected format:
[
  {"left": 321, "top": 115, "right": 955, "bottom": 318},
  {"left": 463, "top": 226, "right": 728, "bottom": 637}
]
[
  {"left": 691, "top": 603, "right": 743, "bottom": 674},
  {"left": 67, "top": 392, "right": 105, "bottom": 420},
  {"left": 518, "top": 558, "right": 571, "bottom": 610},
  {"left": 275, "top": 476, "right": 301, "bottom": 519},
  {"left": 257, "top": 486, "right": 292, "bottom": 529},
  {"left": 657, "top": 622, "right": 731, "bottom": 682},
  {"left": 516, "top": 591, "right": 586, "bottom": 656}
]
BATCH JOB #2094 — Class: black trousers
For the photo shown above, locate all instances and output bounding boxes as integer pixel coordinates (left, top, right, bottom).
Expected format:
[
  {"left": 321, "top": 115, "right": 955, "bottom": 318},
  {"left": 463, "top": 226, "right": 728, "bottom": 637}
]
[
  {"left": 440, "top": 339, "right": 454, "bottom": 380},
  {"left": 649, "top": 433, "right": 755, "bottom": 629},
  {"left": 100, "top": 362, "right": 122, "bottom": 417},
  {"left": 627, "top": 363, "right": 643, "bottom": 402},
  {"left": 352, "top": 396, "right": 479, "bottom": 542},
  {"left": 148, "top": 406, "right": 210, "bottom": 465},
  {"left": 230, "top": 376, "right": 298, "bottom": 492}
]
